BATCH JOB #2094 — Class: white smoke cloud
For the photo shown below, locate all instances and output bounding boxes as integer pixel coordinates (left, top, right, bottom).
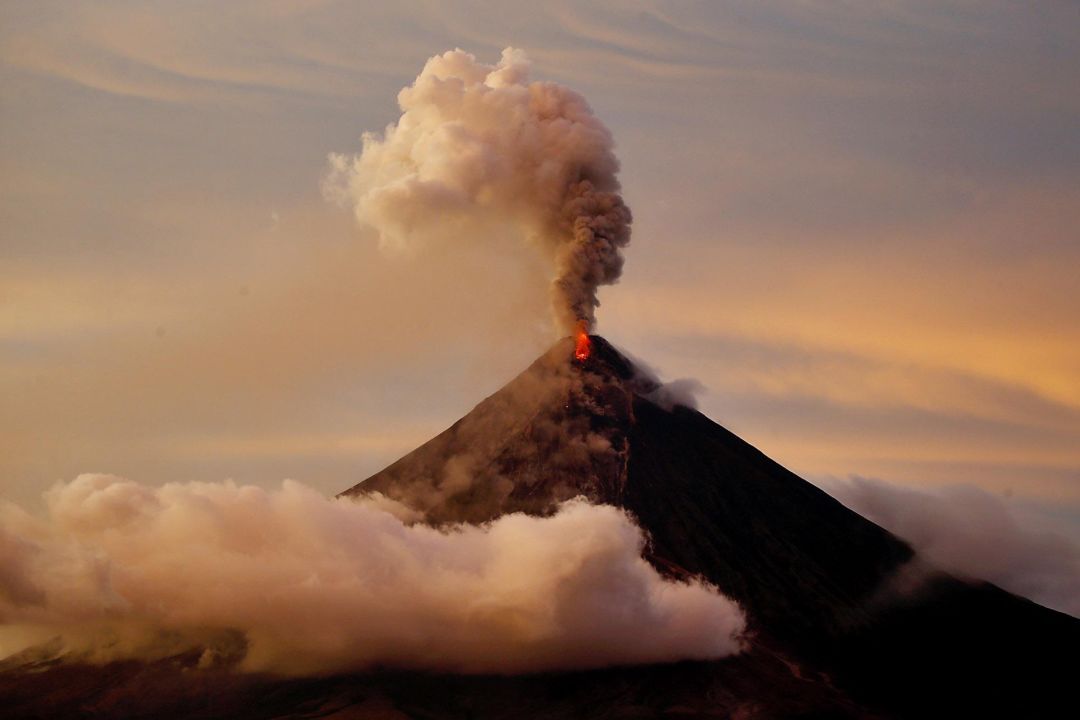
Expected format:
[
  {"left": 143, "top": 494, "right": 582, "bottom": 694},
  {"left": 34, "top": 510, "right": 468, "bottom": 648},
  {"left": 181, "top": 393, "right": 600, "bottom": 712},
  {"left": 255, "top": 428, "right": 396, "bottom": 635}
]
[
  {"left": 325, "top": 47, "right": 631, "bottom": 334},
  {"left": 825, "top": 476, "right": 1080, "bottom": 617},
  {"left": 646, "top": 378, "right": 706, "bottom": 411},
  {"left": 0, "top": 474, "right": 745, "bottom": 675},
  {"left": 619, "top": 346, "right": 705, "bottom": 411}
]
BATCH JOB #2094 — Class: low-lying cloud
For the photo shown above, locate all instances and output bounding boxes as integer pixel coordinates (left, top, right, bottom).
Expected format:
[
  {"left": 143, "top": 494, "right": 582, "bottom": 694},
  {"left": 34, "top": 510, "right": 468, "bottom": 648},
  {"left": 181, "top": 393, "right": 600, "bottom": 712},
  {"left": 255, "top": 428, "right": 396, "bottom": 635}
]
[
  {"left": 826, "top": 476, "right": 1080, "bottom": 617},
  {"left": 0, "top": 474, "right": 745, "bottom": 675}
]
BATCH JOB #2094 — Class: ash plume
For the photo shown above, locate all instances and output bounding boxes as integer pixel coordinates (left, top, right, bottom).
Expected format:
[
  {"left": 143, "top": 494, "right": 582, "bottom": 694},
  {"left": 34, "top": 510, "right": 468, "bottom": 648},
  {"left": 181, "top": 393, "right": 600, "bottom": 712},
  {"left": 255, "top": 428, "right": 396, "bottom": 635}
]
[
  {"left": 0, "top": 474, "right": 745, "bottom": 676},
  {"left": 325, "top": 48, "right": 631, "bottom": 334}
]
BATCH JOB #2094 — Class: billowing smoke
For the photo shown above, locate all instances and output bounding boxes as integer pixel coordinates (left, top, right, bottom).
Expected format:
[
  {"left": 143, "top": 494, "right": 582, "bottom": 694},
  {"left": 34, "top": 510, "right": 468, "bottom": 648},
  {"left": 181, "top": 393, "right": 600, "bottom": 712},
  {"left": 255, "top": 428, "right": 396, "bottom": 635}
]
[
  {"left": 622, "top": 348, "right": 707, "bottom": 411},
  {"left": 325, "top": 48, "right": 631, "bottom": 334},
  {"left": 826, "top": 477, "right": 1080, "bottom": 617},
  {"left": 0, "top": 474, "right": 745, "bottom": 675}
]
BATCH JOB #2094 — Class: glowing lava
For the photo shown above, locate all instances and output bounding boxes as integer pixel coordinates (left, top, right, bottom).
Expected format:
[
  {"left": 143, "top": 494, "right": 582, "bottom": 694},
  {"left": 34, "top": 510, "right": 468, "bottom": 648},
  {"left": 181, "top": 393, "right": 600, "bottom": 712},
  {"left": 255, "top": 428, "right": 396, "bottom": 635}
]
[{"left": 574, "top": 321, "right": 592, "bottom": 362}]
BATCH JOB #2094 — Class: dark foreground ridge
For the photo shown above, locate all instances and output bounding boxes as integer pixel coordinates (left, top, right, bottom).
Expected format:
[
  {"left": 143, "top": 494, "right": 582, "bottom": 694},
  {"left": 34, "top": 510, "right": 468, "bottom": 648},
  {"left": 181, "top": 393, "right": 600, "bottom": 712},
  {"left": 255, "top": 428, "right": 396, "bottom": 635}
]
[{"left": 3, "top": 336, "right": 1077, "bottom": 719}]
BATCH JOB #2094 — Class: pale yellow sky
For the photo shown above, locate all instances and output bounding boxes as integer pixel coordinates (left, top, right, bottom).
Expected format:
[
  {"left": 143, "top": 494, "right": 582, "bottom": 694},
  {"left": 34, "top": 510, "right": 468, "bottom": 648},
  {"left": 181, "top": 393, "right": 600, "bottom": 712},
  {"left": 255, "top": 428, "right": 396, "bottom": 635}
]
[{"left": 2, "top": 2, "right": 1078, "bottom": 534}]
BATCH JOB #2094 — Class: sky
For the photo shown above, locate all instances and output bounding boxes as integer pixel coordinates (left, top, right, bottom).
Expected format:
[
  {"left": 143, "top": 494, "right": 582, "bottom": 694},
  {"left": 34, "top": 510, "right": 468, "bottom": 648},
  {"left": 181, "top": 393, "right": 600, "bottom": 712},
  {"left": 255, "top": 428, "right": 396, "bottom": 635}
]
[{"left": 2, "top": 0, "right": 1079, "bottom": 545}]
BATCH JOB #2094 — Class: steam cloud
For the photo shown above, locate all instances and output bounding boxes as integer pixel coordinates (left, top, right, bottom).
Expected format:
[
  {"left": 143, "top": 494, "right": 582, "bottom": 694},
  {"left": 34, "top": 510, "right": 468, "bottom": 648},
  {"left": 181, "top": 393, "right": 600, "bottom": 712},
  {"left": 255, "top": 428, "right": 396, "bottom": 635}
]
[
  {"left": 325, "top": 48, "right": 631, "bottom": 333},
  {"left": 827, "top": 477, "right": 1080, "bottom": 617},
  {"left": 0, "top": 475, "right": 745, "bottom": 675}
]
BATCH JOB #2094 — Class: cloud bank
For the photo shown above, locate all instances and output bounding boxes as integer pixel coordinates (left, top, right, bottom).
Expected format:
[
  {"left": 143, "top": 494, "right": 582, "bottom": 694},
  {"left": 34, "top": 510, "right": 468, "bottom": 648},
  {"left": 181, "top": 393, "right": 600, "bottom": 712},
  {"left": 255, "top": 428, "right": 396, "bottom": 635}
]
[
  {"left": 826, "top": 477, "right": 1080, "bottom": 617},
  {"left": 0, "top": 475, "right": 745, "bottom": 675},
  {"left": 325, "top": 47, "right": 631, "bottom": 334}
]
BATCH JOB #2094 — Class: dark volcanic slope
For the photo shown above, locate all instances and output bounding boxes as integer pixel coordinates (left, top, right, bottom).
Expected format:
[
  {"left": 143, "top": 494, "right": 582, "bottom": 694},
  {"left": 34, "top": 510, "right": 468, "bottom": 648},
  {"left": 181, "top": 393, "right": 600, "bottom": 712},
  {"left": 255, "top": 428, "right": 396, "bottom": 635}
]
[
  {"left": 346, "top": 336, "right": 1080, "bottom": 717},
  {"left": 346, "top": 336, "right": 912, "bottom": 647}
]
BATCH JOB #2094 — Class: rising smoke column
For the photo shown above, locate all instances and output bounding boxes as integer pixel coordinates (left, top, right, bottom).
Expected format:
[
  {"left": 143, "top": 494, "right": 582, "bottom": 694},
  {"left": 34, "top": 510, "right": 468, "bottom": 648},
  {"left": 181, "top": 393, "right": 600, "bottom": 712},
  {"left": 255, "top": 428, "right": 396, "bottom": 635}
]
[{"left": 325, "top": 48, "right": 631, "bottom": 334}]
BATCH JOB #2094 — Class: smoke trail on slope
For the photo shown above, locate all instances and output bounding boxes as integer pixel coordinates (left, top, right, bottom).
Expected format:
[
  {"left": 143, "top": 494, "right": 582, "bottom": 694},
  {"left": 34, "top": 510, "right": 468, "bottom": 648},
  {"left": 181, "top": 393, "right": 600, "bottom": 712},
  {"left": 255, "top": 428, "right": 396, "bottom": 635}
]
[
  {"left": 826, "top": 476, "right": 1080, "bottom": 617},
  {"left": 325, "top": 48, "right": 631, "bottom": 334},
  {"left": 0, "top": 475, "right": 745, "bottom": 676}
]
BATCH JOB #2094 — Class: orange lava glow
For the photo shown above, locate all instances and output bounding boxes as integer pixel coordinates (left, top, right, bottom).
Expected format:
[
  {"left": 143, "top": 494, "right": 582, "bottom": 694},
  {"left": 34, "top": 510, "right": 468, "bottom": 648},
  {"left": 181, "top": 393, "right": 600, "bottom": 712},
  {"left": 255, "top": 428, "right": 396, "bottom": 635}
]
[{"left": 574, "top": 321, "right": 592, "bottom": 362}]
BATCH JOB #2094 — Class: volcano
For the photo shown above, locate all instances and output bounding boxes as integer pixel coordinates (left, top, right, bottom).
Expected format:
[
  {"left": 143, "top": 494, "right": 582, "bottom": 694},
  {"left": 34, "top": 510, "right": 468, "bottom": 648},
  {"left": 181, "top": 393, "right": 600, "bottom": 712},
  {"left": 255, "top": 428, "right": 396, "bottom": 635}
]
[
  {"left": 342, "top": 336, "right": 1078, "bottom": 715},
  {"left": 345, "top": 336, "right": 914, "bottom": 649},
  {"left": 2, "top": 336, "right": 1076, "bottom": 719}
]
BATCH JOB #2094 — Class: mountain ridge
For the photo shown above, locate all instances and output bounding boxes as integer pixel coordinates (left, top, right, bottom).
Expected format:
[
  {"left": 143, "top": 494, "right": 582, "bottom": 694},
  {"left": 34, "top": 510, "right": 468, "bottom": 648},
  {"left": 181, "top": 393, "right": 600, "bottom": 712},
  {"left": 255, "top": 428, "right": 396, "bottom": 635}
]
[
  {"left": 2, "top": 335, "right": 1076, "bottom": 718},
  {"left": 343, "top": 335, "right": 915, "bottom": 648},
  {"left": 343, "top": 335, "right": 1079, "bottom": 716}
]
